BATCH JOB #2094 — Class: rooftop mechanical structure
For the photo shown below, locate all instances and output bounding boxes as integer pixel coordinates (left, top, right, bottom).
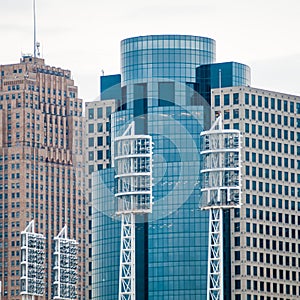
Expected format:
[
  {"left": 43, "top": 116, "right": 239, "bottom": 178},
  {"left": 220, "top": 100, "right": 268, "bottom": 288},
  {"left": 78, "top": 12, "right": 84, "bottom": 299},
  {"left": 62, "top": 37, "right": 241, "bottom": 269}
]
[
  {"left": 201, "top": 116, "right": 241, "bottom": 300},
  {"left": 114, "top": 122, "right": 153, "bottom": 300}
]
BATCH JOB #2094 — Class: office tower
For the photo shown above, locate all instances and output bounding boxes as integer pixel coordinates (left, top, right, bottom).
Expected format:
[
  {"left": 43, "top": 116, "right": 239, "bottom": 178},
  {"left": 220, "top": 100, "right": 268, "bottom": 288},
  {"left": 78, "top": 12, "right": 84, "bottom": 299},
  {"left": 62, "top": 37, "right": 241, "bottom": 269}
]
[
  {"left": 210, "top": 86, "right": 300, "bottom": 300},
  {"left": 84, "top": 99, "right": 116, "bottom": 300},
  {"left": 196, "top": 62, "right": 251, "bottom": 104},
  {"left": 0, "top": 55, "right": 85, "bottom": 299},
  {"left": 100, "top": 74, "right": 121, "bottom": 101},
  {"left": 92, "top": 34, "right": 251, "bottom": 299}
]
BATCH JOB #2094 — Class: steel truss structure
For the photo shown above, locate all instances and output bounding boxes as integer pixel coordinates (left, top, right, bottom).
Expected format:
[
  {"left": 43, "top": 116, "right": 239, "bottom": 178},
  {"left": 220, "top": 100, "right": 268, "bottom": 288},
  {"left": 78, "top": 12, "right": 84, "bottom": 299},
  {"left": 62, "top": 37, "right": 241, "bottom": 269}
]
[
  {"left": 53, "top": 226, "right": 78, "bottom": 299},
  {"left": 114, "top": 122, "right": 153, "bottom": 300},
  {"left": 201, "top": 116, "right": 241, "bottom": 300},
  {"left": 20, "top": 220, "right": 45, "bottom": 300}
]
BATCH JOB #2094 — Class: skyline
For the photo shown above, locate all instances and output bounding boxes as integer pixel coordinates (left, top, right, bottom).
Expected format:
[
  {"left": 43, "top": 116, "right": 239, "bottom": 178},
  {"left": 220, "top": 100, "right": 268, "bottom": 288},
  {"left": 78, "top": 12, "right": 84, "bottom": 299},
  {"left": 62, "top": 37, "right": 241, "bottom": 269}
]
[{"left": 1, "top": 0, "right": 300, "bottom": 100}]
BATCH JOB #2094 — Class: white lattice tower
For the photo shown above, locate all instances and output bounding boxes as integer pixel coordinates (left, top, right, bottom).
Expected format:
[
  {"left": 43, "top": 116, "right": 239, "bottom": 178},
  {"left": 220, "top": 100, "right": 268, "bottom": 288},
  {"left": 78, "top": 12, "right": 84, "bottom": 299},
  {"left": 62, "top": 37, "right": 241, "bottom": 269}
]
[
  {"left": 53, "top": 225, "right": 78, "bottom": 300},
  {"left": 114, "top": 122, "right": 153, "bottom": 300},
  {"left": 201, "top": 116, "right": 241, "bottom": 300},
  {"left": 20, "top": 220, "right": 45, "bottom": 300}
]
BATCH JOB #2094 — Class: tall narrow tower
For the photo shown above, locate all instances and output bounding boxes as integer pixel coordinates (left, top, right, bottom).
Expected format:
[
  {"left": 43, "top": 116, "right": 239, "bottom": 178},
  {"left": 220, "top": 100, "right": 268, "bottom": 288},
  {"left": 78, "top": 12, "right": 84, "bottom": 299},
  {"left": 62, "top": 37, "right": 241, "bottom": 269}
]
[
  {"left": 0, "top": 56, "right": 85, "bottom": 299},
  {"left": 201, "top": 116, "right": 241, "bottom": 300},
  {"left": 114, "top": 122, "right": 153, "bottom": 300}
]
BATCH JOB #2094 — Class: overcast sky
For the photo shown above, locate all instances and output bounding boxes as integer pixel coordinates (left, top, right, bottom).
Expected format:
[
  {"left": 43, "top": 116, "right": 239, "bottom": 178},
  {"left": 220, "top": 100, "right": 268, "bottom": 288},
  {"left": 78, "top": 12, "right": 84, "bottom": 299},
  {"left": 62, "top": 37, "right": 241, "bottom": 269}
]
[{"left": 1, "top": 0, "right": 300, "bottom": 100}]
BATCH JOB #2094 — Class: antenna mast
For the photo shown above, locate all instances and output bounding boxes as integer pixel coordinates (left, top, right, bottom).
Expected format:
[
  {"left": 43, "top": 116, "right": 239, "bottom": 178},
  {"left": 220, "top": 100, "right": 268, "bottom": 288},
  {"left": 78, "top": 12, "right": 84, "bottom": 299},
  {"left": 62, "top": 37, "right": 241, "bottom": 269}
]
[
  {"left": 33, "top": 0, "right": 36, "bottom": 58},
  {"left": 33, "top": 0, "right": 40, "bottom": 58}
]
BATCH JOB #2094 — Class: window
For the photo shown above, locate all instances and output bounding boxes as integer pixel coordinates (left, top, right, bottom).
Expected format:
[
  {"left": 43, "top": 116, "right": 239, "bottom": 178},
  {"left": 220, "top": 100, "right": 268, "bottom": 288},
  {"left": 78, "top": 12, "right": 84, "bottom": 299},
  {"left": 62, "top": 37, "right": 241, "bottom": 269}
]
[
  {"left": 97, "top": 150, "right": 103, "bottom": 160},
  {"left": 97, "top": 137, "right": 103, "bottom": 146},
  {"left": 106, "top": 106, "right": 112, "bottom": 117},
  {"left": 258, "top": 95, "right": 262, "bottom": 107},
  {"left": 233, "top": 109, "right": 239, "bottom": 119},
  {"left": 97, "top": 123, "right": 103, "bottom": 132},
  {"left": 97, "top": 107, "right": 103, "bottom": 118},
  {"left": 245, "top": 109, "right": 249, "bottom": 119},
  {"left": 264, "top": 97, "right": 269, "bottom": 108},
  {"left": 88, "top": 124, "right": 94, "bottom": 133},
  {"left": 88, "top": 165, "right": 94, "bottom": 174},
  {"left": 251, "top": 94, "right": 256, "bottom": 106},
  {"left": 224, "top": 94, "right": 230, "bottom": 105},
  {"left": 214, "top": 95, "right": 220, "bottom": 106},
  {"left": 224, "top": 110, "right": 230, "bottom": 120},
  {"left": 233, "top": 93, "right": 239, "bottom": 104},
  {"left": 88, "top": 138, "right": 94, "bottom": 147},
  {"left": 88, "top": 151, "right": 94, "bottom": 161},
  {"left": 88, "top": 108, "right": 94, "bottom": 119}
]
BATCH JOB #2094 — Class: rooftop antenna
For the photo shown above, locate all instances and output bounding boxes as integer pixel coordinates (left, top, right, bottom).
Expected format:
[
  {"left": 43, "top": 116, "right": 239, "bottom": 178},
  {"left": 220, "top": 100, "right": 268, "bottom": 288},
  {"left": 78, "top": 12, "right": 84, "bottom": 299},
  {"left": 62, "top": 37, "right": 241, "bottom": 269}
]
[{"left": 33, "top": 0, "right": 40, "bottom": 58}]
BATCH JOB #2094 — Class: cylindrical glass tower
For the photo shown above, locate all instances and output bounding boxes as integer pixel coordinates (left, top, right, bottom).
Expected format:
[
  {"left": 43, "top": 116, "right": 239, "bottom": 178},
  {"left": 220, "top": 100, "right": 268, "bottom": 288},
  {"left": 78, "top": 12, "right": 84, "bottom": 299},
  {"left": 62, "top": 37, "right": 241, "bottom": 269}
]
[
  {"left": 121, "top": 35, "right": 216, "bottom": 85},
  {"left": 93, "top": 35, "right": 229, "bottom": 300}
]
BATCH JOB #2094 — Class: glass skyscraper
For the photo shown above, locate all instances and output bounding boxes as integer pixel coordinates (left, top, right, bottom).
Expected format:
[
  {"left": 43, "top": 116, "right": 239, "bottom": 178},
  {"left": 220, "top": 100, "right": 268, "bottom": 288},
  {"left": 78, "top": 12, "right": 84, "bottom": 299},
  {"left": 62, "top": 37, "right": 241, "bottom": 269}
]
[{"left": 92, "top": 35, "right": 250, "bottom": 299}]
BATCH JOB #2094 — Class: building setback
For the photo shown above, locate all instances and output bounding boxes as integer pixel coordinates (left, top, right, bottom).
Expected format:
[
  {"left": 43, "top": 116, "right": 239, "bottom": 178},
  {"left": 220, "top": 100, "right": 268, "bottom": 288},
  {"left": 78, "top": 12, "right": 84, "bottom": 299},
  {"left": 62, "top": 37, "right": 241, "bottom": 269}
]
[{"left": 0, "top": 56, "right": 85, "bottom": 299}]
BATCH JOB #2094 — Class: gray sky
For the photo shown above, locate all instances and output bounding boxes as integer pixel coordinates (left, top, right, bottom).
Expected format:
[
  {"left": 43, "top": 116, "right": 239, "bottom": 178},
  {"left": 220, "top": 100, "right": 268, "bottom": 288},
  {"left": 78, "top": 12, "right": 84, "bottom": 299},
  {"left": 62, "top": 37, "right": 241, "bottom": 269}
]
[{"left": 1, "top": 0, "right": 300, "bottom": 100}]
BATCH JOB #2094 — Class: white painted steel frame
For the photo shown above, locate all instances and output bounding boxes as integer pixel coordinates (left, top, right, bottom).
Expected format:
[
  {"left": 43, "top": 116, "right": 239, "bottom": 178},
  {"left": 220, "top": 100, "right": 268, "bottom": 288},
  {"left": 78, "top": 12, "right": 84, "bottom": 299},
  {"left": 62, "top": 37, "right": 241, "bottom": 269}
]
[
  {"left": 119, "top": 213, "right": 136, "bottom": 300},
  {"left": 53, "top": 226, "right": 78, "bottom": 300},
  {"left": 20, "top": 220, "right": 45, "bottom": 300},
  {"left": 207, "top": 208, "right": 223, "bottom": 300},
  {"left": 201, "top": 116, "right": 241, "bottom": 300},
  {"left": 115, "top": 122, "right": 153, "bottom": 300}
]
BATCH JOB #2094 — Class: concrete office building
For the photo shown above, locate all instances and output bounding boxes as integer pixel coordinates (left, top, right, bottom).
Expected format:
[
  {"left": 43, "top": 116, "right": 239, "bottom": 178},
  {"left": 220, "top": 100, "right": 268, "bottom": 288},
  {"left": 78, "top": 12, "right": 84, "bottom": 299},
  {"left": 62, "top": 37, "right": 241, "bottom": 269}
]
[
  {"left": 0, "top": 56, "right": 85, "bottom": 299},
  {"left": 211, "top": 86, "right": 300, "bottom": 300},
  {"left": 84, "top": 98, "right": 116, "bottom": 300}
]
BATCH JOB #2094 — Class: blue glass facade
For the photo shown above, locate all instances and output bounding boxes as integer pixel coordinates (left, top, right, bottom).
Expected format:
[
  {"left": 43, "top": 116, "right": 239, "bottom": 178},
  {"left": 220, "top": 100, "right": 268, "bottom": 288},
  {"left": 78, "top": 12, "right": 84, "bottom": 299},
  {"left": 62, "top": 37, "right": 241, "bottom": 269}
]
[
  {"left": 93, "top": 35, "right": 251, "bottom": 299},
  {"left": 92, "top": 168, "right": 119, "bottom": 300},
  {"left": 196, "top": 62, "right": 251, "bottom": 104},
  {"left": 100, "top": 74, "right": 121, "bottom": 100},
  {"left": 121, "top": 35, "right": 216, "bottom": 85}
]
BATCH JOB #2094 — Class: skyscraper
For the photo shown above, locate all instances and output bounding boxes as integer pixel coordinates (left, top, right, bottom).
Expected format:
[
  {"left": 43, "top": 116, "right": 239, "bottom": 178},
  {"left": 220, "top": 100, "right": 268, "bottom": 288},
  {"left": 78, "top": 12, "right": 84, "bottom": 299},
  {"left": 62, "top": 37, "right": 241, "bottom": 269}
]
[
  {"left": 0, "top": 55, "right": 85, "bottom": 299},
  {"left": 84, "top": 98, "right": 116, "bottom": 300},
  {"left": 92, "top": 35, "right": 250, "bottom": 299},
  {"left": 211, "top": 86, "right": 300, "bottom": 300}
]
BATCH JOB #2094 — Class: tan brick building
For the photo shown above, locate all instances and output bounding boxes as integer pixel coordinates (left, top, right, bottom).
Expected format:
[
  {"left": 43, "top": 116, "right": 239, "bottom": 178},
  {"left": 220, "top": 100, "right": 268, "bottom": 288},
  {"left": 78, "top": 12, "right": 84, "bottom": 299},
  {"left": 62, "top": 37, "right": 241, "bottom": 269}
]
[{"left": 0, "top": 55, "right": 85, "bottom": 299}]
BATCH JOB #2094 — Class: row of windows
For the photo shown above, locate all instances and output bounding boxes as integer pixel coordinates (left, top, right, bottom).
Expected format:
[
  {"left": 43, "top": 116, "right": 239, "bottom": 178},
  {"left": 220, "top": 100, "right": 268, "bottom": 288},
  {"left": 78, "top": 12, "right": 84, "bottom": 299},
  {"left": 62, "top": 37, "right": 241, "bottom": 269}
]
[
  {"left": 235, "top": 235, "right": 299, "bottom": 251},
  {"left": 215, "top": 93, "right": 300, "bottom": 114},
  {"left": 5, "top": 84, "right": 74, "bottom": 98},
  {"left": 244, "top": 209, "right": 300, "bottom": 225},
  {"left": 235, "top": 279, "right": 299, "bottom": 297},
  {"left": 88, "top": 136, "right": 111, "bottom": 147},
  {"left": 245, "top": 166, "right": 299, "bottom": 182},
  {"left": 1, "top": 68, "right": 22, "bottom": 76},
  {"left": 88, "top": 150, "right": 111, "bottom": 161},
  {"left": 87, "top": 106, "right": 112, "bottom": 120},
  {"left": 245, "top": 150, "right": 296, "bottom": 168},
  {"left": 237, "top": 266, "right": 300, "bottom": 281},
  {"left": 245, "top": 125, "right": 299, "bottom": 140},
  {"left": 245, "top": 109, "right": 300, "bottom": 126},
  {"left": 245, "top": 194, "right": 299, "bottom": 210},
  {"left": 244, "top": 236, "right": 300, "bottom": 254},
  {"left": 245, "top": 180, "right": 299, "bottom": 196},
  {"left": 87, "top": 122, "right": 111, "bottom": 134},
  {"left": 234, "top": 250, "right": 300, "bottom": 267},
  {"left": 88, "top": 163, "right": 110, "bottom": 174}
]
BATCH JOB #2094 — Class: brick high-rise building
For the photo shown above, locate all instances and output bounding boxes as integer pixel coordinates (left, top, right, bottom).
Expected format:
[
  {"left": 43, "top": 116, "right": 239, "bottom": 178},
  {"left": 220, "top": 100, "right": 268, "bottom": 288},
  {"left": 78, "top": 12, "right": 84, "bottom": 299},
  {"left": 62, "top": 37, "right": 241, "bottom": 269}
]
[{"left": 0, "top": 55, "right": 85, "bottom": 299}]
